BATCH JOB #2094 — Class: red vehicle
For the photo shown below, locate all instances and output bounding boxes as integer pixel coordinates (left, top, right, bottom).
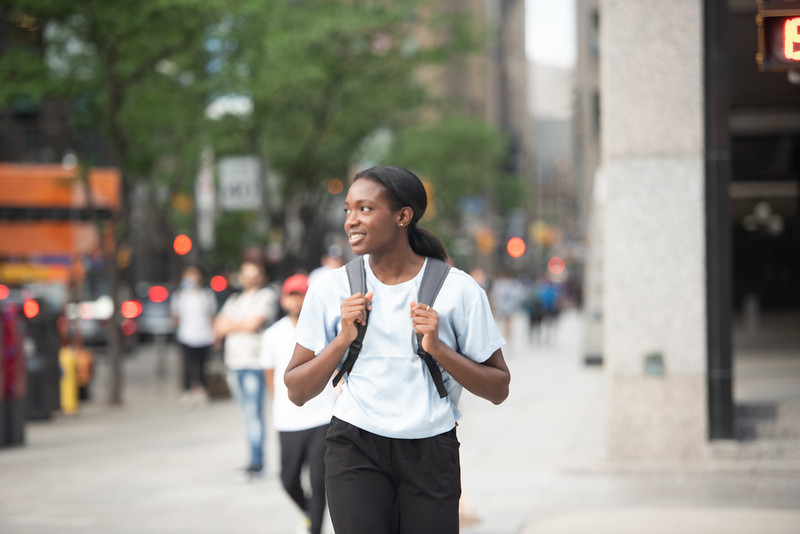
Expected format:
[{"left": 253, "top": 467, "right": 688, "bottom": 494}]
[{"left": 1, "top": 297, "right": 27, "bottom": 446}]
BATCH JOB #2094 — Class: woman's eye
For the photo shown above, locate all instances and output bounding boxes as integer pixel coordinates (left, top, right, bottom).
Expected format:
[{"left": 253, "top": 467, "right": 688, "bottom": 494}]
[{"left": 343, "top": 205, "right": 371, "bottom": 214}]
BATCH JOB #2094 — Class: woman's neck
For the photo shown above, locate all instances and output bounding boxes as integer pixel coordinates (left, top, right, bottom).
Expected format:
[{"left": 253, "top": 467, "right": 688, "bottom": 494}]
[{"left": 368, "top": 248, "right": 425, "bottom": 285}]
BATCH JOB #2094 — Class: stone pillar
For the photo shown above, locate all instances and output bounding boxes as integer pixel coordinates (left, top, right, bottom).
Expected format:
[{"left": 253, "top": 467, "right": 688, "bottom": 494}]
[{"left": 600, "top": 0, "right": 708, "bottom": 461}]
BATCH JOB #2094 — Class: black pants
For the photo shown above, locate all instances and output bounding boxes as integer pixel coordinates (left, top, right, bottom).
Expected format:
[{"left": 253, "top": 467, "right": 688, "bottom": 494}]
[
  {"left": 324, "top": 417, "right": 461, "bottom": 534},
  {"left": 280, "top": 424, "right": 329, "bottom": 534},
  {"left": 180, "top": 344, "right": 209, "bottom": 391}
]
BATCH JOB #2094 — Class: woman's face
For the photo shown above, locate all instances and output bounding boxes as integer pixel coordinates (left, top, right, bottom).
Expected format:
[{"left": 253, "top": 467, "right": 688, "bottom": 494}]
[{"left": 344, "top": 178, "right": 403, "bottom": 256}]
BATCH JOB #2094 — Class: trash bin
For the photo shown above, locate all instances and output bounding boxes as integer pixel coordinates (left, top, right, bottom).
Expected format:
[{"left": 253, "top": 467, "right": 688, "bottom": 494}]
[
  {"left": 25, "top": 303, "right": 61, "bottom": 421},
  {"left": 1, "top": 303, "right": 26, "bottom": 447}
]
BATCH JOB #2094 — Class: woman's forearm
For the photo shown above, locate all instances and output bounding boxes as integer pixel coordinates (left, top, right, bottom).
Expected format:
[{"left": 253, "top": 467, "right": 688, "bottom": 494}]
[
  {"left": 430, "top": 347, "right": 510, "bottom": 404},
  {"left": 284, "top": 335, "right": 351, "bottom": 406}
]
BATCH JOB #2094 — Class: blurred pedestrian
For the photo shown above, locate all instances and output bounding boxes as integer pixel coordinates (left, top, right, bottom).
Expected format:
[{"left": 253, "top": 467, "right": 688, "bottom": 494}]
[
  {"left": 490, "top": 270, "right": 525, "bottom": 341},
  {"left": 523, "top": 279, "right": 544, "bottom": 343},
  {"left": 308, "top": 245, "right": 344, "bottom": 288},
  {"left": 284, "top": 165, "right": 510, "bottom": 534},
  {"left": 214, "top": 261, "right": 278, "bottom": 480},
  {"left": 261, "top": 274, "right": 336, "bottom": 534},
  {"left": 537, "top": 277, "right": 563, "bottom": 343},
  {"left": 171, "top": 266, "right": 217, "bottom": 408}
]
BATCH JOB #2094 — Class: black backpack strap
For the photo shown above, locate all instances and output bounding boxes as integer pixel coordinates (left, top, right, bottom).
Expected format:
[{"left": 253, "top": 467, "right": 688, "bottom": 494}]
[
  {"left": 332, "top": 257, "right": 368, "bottom": 387},
  {"left": 416, "top": 258, "right": 451, "bottom": 399}
]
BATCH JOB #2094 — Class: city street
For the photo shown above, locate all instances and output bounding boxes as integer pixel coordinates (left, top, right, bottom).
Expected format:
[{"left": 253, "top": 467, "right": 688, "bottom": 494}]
[{"left": 2, "top": 311, "right": 800, "bottom": 533}]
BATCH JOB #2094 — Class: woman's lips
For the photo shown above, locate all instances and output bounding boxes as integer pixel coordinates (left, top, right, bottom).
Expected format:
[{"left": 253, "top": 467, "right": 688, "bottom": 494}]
[{"left": 348, "top": 232, "right": 365, "bottom": 245}]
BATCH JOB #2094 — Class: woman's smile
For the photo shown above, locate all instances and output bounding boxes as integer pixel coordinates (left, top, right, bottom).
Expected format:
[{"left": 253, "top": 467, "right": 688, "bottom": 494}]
[{"left": 347, "top": 232, "right": 366, "bottom": 245}]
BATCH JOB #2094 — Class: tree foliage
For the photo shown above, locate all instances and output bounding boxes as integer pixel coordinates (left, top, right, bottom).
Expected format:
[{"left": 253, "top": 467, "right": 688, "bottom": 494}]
[
  {"left": 0, "top": 0, "right": 223, "bottom": 404},
  {"left": 1, "top": 0, "right": 515, "bottom": 399},
  {"left": 383, "top": 115, "right": 526, "bottom": 267},
  {"left": 206, "top": 0, "right": 478, "bottom": 266},
  {"left": 386, "top": 115, "right": 511, "bottom": 221}
]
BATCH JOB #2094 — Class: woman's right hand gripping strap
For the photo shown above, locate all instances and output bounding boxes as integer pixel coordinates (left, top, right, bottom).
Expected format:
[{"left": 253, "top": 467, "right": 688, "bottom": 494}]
[{"left": 332, "top": 257, "right": 368, "bottom": 387}]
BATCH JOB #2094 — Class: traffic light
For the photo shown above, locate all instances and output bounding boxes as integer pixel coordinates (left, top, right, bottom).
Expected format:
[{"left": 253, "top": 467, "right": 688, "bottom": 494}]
[
  {"left": 756, "top": 0, "right": 800, "bottom": 71},
  {"left": 173, "top": 234, "right": 192, "bottom": 255},
  {"left": 506, "top": 237, "right": 526, "bottom": 258}
]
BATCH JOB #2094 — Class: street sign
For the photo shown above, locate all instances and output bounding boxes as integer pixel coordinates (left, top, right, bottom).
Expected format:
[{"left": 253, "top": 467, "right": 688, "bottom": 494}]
[
  {"left": 756, "top": 0, "right": 800, "bottom": 71},
  {"left": 218, "top": 156, "right": 262, "bottom": 211}
]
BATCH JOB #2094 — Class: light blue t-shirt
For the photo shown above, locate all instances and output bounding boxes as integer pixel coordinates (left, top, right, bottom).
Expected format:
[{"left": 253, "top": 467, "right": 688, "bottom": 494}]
[{"left": 295, "top": 256, "right": 505, "bottom": 439}]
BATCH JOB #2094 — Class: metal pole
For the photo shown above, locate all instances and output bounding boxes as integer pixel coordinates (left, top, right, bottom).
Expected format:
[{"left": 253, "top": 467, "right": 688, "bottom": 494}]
[{"left": 704, "top": 0, "right": 735, "bottom": 440}]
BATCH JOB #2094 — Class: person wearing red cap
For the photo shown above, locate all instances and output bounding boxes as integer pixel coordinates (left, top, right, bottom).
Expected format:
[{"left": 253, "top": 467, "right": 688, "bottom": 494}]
[{"left": 261, "top": 274, "right": 336, "bottom": 534}]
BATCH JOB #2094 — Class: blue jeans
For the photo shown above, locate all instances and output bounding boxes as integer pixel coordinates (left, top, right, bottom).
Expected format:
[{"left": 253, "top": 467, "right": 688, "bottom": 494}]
[{"left": 227, "top": 369, "right": 265, "bottom": 468}]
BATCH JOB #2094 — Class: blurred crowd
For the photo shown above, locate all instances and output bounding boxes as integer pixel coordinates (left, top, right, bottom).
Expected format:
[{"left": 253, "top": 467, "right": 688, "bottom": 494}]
[{"left": 477, "top": 268, "right": 572, "bottom": 345}]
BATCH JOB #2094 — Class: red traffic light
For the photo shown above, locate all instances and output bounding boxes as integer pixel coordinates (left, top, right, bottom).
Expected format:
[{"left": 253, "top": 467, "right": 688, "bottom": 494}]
[
  {"left": 506, "top": 237, "right": 526, "bottom": 258},
  {"left": 148, "top": 285, "right": 169, "bottom": 303},
  {"left": 173, "top": 234, "right": 193, "bottom": 255},
  {"left": 0, "top": 284, "right": 8, "bottom": 300},
  {"left": 547, "top": 256, "right": 566, "bottom": 275}
]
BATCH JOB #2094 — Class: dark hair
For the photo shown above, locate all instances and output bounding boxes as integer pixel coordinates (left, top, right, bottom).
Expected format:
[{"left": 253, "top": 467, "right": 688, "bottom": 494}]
[{"left": 353, "top": 165, "right": 448, "bottom": 262}]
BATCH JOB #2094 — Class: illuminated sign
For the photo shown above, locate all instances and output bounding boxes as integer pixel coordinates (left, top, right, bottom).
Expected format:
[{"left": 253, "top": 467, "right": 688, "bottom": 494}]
[{"left": 757, "top": 0, "right": 800, "bottom": 71}]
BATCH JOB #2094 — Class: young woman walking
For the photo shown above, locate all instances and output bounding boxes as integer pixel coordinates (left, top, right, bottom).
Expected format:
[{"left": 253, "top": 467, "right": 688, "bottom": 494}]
[{"left": 285, "top": 165, "right": 510, "bottom": 534}]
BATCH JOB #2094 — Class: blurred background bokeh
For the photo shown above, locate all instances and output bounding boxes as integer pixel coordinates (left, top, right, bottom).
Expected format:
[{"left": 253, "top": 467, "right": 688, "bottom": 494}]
[
  {"left": 1, "top": 1, "right": 800, "bottom": 533},
  {"left": 0, "top": 0, "right": 580, "bottom": 408}
]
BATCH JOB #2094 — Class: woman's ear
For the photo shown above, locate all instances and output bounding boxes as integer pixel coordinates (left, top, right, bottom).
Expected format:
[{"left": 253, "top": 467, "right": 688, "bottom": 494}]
[{"left": 397, "top": 207, "right": 414, "bottom": 228}]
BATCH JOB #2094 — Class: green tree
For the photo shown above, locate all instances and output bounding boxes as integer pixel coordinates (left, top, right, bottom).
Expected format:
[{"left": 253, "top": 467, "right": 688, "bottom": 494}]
[
  {"left": 207, "top": 0, "right": 477, "bottom": 268},
  {"left": 385, "top": 115, "right": 524, "bottom": 266},
  {"left": 0, "top": 0, "right": 223, "bottom": 404},
  {"left": 1, "top": 0, "right": 505, "bottom": 404}
]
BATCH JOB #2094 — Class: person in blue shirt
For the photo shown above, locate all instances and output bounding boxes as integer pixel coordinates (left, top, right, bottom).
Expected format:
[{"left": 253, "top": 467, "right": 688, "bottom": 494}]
[{"left": 285, "top": 165, "right": 511, "bottom": 534}]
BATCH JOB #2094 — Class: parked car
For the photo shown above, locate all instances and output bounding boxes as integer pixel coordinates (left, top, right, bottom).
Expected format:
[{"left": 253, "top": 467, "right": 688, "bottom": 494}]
[
  {"left": 134, "top": 284, "right": 175, "bottom": 341},
  {"left": 0, "top": 286, "right": 62, "bottom": 424},
  {"left": 64, "top": 294, "right": 114, "bottom": 345}
]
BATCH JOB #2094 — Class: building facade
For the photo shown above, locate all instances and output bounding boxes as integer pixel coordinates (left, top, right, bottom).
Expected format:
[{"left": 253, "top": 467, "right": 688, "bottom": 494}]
[{"left": 578, "top": 0, "right": 800, "bottom": 462}]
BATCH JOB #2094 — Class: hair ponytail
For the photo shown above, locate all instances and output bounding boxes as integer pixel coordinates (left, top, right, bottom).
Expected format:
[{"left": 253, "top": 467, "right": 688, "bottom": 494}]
[
  {"left": 408, "top": 225, "right": 448, "bottom": 262},
  {"left": 353, "top": 165, "right": 449, "bottom": 262}
]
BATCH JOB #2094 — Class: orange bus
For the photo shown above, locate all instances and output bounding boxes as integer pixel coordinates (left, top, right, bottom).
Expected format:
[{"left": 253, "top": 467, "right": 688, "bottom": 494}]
[{"left": 0, "top": 163, "right": 120, "bottom": 285}]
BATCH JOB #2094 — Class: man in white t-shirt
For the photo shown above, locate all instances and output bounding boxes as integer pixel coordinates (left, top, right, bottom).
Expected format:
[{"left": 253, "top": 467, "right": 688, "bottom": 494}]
[
  {"left": 214, "top": 261, "right": 278, "bottom": 479},
  {"left": 261, "top": 274, "right": 336, "bottom": 534}
]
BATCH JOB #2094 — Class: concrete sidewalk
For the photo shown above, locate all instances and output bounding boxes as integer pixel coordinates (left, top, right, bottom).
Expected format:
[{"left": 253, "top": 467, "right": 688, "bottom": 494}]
[
  {"left": 461, "top": 311, "right": 800, "bottom": 534},
  {"left": 1, "top": 310, "right": 799, "bottom": 533}
]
